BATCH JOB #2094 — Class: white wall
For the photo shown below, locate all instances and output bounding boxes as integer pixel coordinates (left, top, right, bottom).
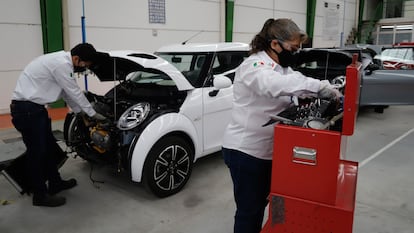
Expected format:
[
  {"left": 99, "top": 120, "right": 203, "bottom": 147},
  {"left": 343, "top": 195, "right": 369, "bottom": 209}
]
[
  {"left": 313, "top": 0, "right": 357, "bottom": 47},
  {"left": 65, "top": 0, "right": 222, "bottom": 52},
  {"left": 232, "top": 0, "right": 308, "bottom": 43},
  {"left": 0, "top": 0, "right": 43, "bottom": 114},
  {"left": 404, "top": 0, "right": 414, "bottom": 17},
  {"left": 0, "top": 0, "right": 358, "bottom": 113},
  {"left": 233, "top": 0, "right": 358, "bottom": 48}
]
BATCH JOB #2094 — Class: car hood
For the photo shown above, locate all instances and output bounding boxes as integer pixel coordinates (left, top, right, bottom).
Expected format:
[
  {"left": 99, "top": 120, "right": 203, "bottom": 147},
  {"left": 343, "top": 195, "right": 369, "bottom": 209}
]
[
  {"left": 90, "top": 50, "right": 194, "bottom": 91},
  {"left": 295, "top": 48, "right": 353, "bottom": 66}
]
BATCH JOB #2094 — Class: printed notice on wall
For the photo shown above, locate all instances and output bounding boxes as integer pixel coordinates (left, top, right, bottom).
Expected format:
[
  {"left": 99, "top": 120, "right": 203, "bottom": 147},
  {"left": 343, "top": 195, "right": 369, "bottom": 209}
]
[
  {"left": 323, "top": 2, "right": 340, "bottom": 40},
  {"left": 149, "top": 0, "right": 165, "bottom": 24}
]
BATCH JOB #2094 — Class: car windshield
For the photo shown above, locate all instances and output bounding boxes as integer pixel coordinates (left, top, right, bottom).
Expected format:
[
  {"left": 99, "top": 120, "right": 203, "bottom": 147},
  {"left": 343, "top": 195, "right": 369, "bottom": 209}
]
[
  {"left": 156, "top": 53, "right": 209, "bottom": 87},
  {"left": 126, "top": 70, "right": 175, "bottom": 86},
  {"left": 375, "top": 47, "right": 414, "bottom": 69},
  {"left": 380, "top": 48, "right": 413, "bottom": 60}
]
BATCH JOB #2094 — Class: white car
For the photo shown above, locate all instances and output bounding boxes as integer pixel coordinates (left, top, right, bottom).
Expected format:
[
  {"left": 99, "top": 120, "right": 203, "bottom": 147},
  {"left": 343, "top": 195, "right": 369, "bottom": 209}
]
[{"left": 64, "top": 43, "right": 249, "bottom": 197}]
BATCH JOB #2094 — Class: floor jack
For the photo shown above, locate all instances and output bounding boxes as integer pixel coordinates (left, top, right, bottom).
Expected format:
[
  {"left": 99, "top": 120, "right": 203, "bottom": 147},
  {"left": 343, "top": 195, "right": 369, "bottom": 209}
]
[{"left": 261, "top": 55, "right": 362, "bottom": 233}]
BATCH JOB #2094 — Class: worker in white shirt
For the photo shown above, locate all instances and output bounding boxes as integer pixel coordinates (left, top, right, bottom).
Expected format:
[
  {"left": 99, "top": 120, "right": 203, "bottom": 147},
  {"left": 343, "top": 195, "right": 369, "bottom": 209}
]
[
  {"left": 221, "top": 18, "right": 341, "bottom": 233},
  {"left": 10, "top": 43, "right": 106, "bottom": 207}
]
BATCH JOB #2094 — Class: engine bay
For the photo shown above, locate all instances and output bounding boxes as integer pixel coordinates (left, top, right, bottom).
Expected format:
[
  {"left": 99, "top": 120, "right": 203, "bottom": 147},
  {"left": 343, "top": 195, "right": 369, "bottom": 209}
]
[{"left": 64, "top": 80, "right": 188, "bottom": 168}]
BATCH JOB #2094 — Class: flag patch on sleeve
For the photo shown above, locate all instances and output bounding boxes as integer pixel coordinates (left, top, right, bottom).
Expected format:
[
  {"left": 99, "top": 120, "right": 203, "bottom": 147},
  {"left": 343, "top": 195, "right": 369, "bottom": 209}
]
[{"left": 253, "top": 61, "right": 265, "bottom": 67}]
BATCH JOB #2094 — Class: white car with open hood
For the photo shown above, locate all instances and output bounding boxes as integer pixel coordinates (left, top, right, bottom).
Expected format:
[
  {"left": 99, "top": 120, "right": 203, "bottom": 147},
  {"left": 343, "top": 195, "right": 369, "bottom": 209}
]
[{"left": 63, "top": 43, "right": 249, "bottom": 197}]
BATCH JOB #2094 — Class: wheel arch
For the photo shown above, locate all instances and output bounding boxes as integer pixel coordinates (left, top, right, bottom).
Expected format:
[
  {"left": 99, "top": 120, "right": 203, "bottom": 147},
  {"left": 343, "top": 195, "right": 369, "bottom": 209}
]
[
  {"left": 157, "top": 131, "right": 195, "bottom": 155},
  {"left": 129, "top": 113, "right": 199, "bottom": 183}
]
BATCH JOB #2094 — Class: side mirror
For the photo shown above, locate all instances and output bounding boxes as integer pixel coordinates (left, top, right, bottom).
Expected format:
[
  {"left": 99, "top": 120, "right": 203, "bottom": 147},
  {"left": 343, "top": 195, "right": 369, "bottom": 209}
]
[
  {"left": 209, "top": 75, "right": 232, "bottom": 97},
  {"left": 365, "top": 63, "right": 381, "bottom": 75},
  {"left": 213, "top": 75, "right": 232, "bottom": 89}
]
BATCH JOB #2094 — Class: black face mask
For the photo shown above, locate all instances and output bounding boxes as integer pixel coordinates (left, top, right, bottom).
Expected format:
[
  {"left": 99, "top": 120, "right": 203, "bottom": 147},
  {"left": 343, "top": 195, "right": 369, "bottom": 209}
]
[
  {"left": 271, "top": 44, "right": 298, "bottom": 68},
  {"left": 73, "top": 66, "right": 87, "bottom": 73}
]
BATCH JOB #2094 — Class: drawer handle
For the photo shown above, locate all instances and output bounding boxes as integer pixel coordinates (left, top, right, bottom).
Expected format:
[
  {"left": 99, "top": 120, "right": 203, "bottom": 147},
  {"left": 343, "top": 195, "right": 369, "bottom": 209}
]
[{"left": 293, "top": 146, "right": 317, "bottom": 165}]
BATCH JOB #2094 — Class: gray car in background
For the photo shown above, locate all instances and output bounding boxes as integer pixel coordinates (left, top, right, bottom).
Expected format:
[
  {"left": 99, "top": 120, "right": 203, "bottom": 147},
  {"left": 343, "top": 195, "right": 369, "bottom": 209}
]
[{"left": 293, "top": 47, "right": 414, "bottom": 113}]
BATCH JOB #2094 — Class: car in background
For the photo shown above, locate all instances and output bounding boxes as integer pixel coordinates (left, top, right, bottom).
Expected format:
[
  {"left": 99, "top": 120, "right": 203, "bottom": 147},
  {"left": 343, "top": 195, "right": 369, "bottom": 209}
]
[
  {"left": 293, "top": 47, "right": 414, "bottom": 113},
  {"left": 64, "top": 43, "right": 249, "bottom": 197},
  {"left": 374, "top": 42, "right": 414, "bottom": 70}
]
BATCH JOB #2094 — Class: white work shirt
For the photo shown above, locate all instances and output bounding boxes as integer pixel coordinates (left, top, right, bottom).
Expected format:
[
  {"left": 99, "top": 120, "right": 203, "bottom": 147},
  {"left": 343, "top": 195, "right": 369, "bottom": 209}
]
[
  {"left": 222, "top": 51, "right": 322, "bottom": 160},
  {"left": 12, "top": 51, "right": 96, "bottom": 117}
]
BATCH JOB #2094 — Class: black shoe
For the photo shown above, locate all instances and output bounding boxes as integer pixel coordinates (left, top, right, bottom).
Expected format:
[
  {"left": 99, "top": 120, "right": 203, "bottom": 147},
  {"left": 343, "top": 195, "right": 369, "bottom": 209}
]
[
  {"left": 33, "top": 194, "right": 66, "bottom": 207},
  {"left": 48, "top": 178, "right": 77, "bottom": 195}
]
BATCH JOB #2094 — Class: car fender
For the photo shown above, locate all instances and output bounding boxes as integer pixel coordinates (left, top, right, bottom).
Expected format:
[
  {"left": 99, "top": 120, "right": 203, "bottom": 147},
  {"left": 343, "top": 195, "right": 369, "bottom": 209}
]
[{"left": 129, "top": 112, "right": 199, "bottom": 182}]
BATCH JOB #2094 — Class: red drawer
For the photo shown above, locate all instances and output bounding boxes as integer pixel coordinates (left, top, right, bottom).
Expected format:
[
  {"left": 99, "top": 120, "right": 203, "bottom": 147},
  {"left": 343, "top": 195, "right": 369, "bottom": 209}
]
[
  {"left": 272, "top": 124, "right": 342, "bottom": 205},
  {"left": 262, "top": 161, "right": 358, "bottom": 233}
]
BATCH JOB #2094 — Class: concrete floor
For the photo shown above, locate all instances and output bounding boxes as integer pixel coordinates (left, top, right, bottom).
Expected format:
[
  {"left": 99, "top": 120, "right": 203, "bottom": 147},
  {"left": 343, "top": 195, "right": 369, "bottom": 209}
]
[{"left": 1, "top": 106, "right": 413, "bottom": 233}]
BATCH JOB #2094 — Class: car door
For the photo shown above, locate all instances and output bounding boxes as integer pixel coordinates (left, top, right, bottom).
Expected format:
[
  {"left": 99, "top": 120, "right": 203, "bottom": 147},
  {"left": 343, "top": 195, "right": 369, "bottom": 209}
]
[
  {"left": 201, "top": 52, "right": 247, "bottom": 154},
  {"left": 360, "top": 69, "right": 414, "bottom": 106},
  {"left": 201, "top": 75, "right": 234, "bottom": 154}
]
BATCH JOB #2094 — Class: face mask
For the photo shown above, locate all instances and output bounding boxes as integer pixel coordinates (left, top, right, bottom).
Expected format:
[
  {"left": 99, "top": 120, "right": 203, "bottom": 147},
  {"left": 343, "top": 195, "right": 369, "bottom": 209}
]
[
  {"left": 271, "top": 44, "right": 298, "bottom": 68},
  {"left": 73, "top": 65, "right": 87, "bottom": 73}
]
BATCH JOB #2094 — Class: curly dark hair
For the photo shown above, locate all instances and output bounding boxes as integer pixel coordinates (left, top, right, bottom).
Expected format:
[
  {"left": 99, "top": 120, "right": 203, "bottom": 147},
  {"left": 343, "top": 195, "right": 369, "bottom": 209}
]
[{"left": 249, "top": 18, "right": 308, "bottom": 55}]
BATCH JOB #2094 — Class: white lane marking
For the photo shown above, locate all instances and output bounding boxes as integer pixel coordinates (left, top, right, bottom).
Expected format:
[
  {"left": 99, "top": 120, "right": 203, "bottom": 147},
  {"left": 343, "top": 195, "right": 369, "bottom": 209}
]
[{"left": 359, "top": 128, "right": 414, "bottom": 168}]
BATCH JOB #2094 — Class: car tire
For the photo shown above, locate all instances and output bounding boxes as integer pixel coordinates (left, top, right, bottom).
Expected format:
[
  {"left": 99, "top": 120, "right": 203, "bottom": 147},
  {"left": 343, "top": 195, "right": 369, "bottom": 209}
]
[
  {"left": 374, "top": 105, "right": 388, "bottom": 113},
  {"left": 65, "top": 113, "right": 86, "bottom": 146},
  {"left": 142, "top": 136, "right": 194, "bottom": 197}
]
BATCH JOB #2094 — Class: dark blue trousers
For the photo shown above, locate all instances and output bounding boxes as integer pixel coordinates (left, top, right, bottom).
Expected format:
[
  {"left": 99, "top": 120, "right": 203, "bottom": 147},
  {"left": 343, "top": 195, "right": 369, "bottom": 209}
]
[
  {"left": 10, "top": 100, "right": 62, "bottom": 197},
  {"left": 222, "top": 147, "right": 272, "bottom": 233}
]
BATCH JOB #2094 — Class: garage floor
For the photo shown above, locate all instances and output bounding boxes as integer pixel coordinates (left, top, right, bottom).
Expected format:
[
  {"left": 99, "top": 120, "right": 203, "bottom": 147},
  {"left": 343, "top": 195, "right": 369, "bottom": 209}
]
[{"left": 1, "top": 106, "right": 413, "bottom": 233}]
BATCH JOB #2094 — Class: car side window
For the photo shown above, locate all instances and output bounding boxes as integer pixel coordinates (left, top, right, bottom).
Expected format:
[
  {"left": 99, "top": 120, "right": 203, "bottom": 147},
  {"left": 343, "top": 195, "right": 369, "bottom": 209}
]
[
  {"left": 185, "top": 55, "right": 206, "bottom": 86},
  {"left": 212, "top": 52, "right": 246, "bottom": 76},
  {"left": 203, "top": 52, "right": 247, "bottom": 88}
]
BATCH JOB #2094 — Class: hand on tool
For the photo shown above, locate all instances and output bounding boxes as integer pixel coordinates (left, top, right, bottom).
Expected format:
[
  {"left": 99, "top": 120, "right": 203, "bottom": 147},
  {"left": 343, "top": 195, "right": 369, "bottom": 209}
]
[
  {"left": 92, "top": 113, "right": 107, "bottom": 121},
  {"left": 318, "top": 80, "right": 343, "bottom": 100}
]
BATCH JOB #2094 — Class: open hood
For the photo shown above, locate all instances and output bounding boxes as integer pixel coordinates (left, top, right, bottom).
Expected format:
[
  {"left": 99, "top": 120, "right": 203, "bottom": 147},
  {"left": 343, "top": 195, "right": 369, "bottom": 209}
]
[
  {"left": 291, "top": 48, "right": 355, "bottom": 80},
  {"left": 294, "top": 48, "right": 353, "bottom": 67},
  {"left": 90, "top": 50, "right": 194, "bottom": 91}
]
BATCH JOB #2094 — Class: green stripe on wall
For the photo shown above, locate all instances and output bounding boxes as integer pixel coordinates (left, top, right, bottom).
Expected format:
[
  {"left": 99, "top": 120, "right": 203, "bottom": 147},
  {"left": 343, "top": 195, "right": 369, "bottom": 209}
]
[
  {"left": 225, "top": 0, "right": 234, "bottom": 42},
  {"left": 357, "top": 0, "right": 365, "bottom": 43},
  {"left": 306, "top": 0, "right": 317, "bottom": 46},
  {"left": 40, "top": 0, "right": 64, "bottom": 53},
  {"left": 40, "top": 0, "right": 65, "bottom": 108}
]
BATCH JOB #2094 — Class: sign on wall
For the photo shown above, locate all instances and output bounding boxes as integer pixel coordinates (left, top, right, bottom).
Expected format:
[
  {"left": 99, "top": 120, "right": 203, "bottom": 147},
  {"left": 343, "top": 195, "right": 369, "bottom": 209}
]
[
  {"left": 149, "top": 0, "right": 166, "bottom": 24},
  {"left": 323, "top": 2, "right": 340, "bottom": 41}
]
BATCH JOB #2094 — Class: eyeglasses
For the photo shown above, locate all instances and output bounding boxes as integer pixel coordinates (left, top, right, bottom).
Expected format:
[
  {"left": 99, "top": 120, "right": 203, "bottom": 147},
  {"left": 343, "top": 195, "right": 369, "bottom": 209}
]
[{"left": 276, "top": 38, "right": 301, "bottom": 53}]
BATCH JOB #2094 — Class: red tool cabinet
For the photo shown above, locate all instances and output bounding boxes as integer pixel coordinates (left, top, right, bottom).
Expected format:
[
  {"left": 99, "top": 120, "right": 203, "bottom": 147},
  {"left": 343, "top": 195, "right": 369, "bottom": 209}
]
[{"left": 261, "top": 55, "right": 361, "bottom": 233}]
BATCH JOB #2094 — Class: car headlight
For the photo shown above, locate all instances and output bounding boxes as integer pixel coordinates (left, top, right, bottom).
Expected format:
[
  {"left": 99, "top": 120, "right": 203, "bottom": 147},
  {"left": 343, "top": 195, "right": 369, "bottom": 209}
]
[{"left": 117, "top": 102, "right": 150, "bottom": 130}]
